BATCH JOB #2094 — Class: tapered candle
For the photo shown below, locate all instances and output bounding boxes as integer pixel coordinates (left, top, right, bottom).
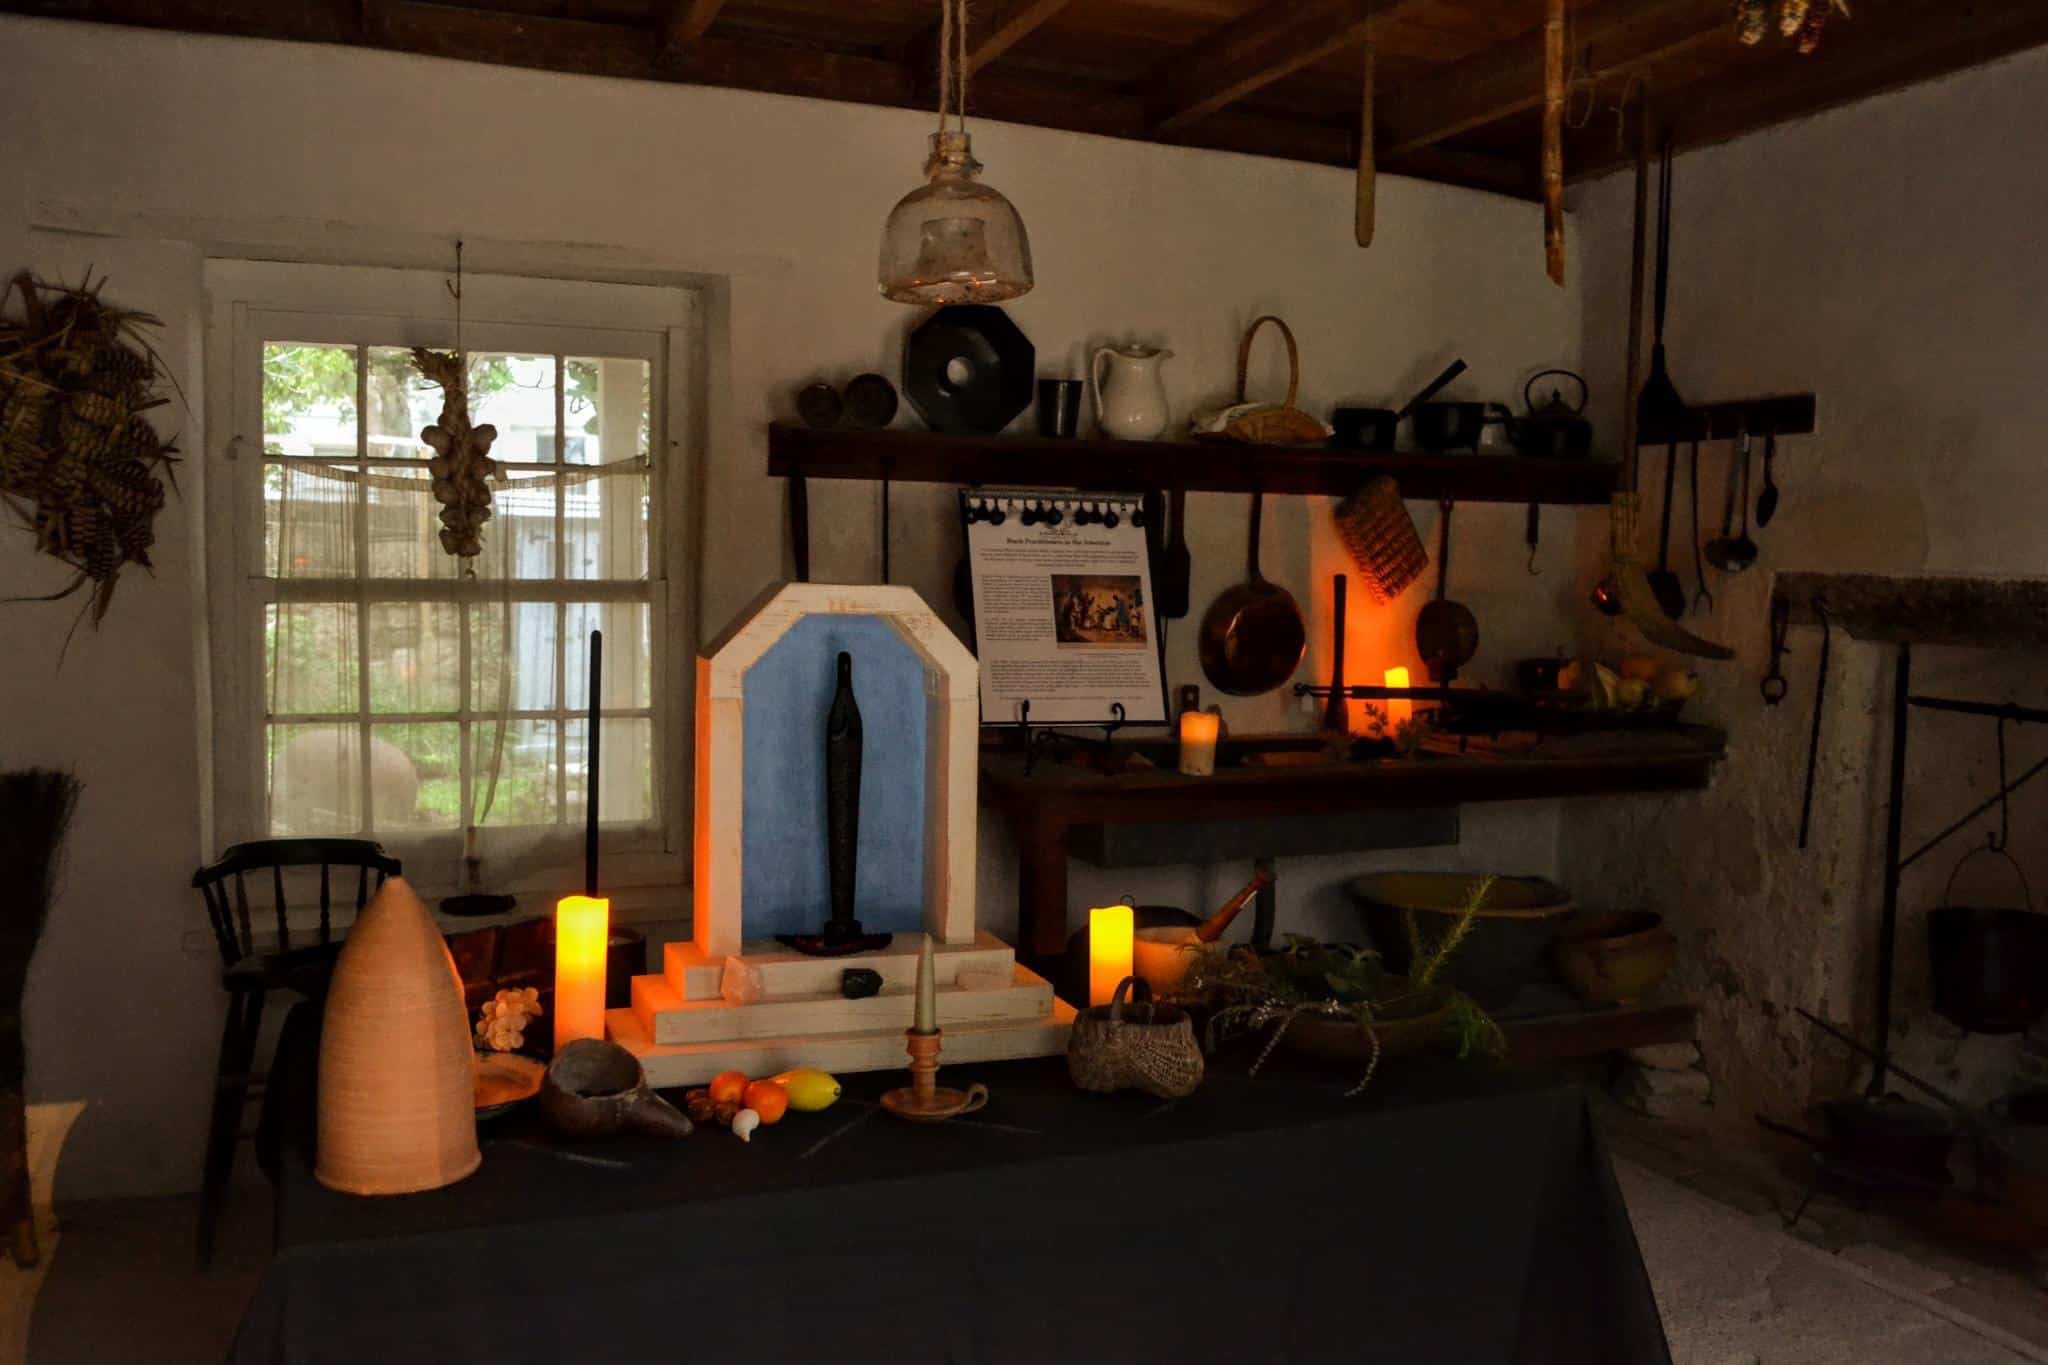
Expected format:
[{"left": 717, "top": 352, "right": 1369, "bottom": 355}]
[
  {"left": 554, "top": 894, "right": 610, "bottom": 1050},
  {"left": 912, "top": 933, "right": 938, "bottom": 1034},
  {"left": 1178, "top": 708, "right": 1220, "bottom": 776},
  {"left": 1089, "top": 904, "right": 1135, "bottom": 1006},
  {"left": 1384, "top": 667, "right": 1413, "bottom": 730}
]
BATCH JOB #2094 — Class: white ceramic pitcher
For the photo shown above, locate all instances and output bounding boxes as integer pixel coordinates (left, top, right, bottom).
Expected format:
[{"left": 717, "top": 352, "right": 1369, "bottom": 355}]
[{"left": 1092, "top": 344, "right": 1173, "bottom": 441}]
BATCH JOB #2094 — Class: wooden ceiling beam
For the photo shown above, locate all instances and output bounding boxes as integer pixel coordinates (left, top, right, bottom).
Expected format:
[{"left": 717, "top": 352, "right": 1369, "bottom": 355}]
[
  {"left": 1566, "top": 0, "right": 2048, "bottom": 179},
  {"left": 660, "top": 0, "right": 728, "bottom": 50},
  {"left": 1145, "top": 0, "right": 1432, "bottom": 134},
  {"left": 1383, "top": 0, "right": 1730, "bottom": 156},
  {"left": 963, "top": 0, "right": 1075, "bottom": 76}
]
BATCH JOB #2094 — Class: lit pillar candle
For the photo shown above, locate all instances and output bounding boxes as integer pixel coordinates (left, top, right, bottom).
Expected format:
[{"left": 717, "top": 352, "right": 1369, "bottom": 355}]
[
  {"left": 1384, "top": 667, "right": 1413, "bottom": 730},
  {"left": 554, "top": 894, "right": 610, "bottom": 1050},
  {"left": 913, "top": 933, "right": 938, "bottom": 1034},
  {"left": 1089, "top": 904, "right": 1135, "bottom": 1007},
  {"left": 1178, "top": 708, "right": 1221, "bottom": 776}
]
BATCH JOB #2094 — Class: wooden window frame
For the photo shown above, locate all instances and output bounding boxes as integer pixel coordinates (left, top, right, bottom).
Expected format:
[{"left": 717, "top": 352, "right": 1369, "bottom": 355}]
[{"left": 201, "top": 262, "right": 698, "bottom": 908}]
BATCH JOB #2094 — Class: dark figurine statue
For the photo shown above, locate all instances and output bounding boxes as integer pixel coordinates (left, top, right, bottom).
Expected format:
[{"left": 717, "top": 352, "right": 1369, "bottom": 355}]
[{"left": 779, "top": 651, "right": 892, "bottom": 957}]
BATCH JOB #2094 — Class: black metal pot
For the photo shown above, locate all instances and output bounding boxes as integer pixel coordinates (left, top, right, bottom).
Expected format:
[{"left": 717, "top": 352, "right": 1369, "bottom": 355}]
[
  {"left": 1820, "top": 1095, "right": 1956, "bottom": 1184},
  {"left": 1412, "top": 401, "right": 1488, "bottom": 453},
  {"left": 1929, "top": 907, "right": 2048, "bottom": 1034},
  {"left": 1332, "top": 407, "right": 1398, "bottom": 451},
  {"left": 1927, "top": 846, "right": 2048, "bottom": 1035}
]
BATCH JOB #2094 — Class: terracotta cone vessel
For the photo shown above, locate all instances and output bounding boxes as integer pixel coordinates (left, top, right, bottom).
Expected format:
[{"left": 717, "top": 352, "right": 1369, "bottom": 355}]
[{"left": 316, "top": 877, "right": 480, "bottom": 1195}]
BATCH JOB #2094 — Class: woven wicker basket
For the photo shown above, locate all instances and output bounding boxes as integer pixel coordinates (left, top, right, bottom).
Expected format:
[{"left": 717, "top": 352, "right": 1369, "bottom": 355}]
[
  {"left": 1334, "top": 475, "right": 1427, "bottom": 603},
  {"left": 1067, "top": 977, "right": 1205, "bottom": 1099},
  {"left": 1193, "top": 315, "right": 1331, "bottom": 446}
]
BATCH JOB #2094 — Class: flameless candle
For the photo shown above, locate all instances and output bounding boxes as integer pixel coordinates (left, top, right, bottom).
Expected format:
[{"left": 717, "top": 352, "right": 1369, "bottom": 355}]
[
  {"left": 913, "top": 933, "right": 938, "bottom": 1034},
  {"left": 1089, "top": 903, "right": 1135, "bottom": 1006},
  {"left": 1384, "top": 667, "right": 1413, "bottom": 730},
  {"left": 553, "top": 894, "right": 610, "bottom": 1050},
  {"left": 1178, "top": 708, "right": 1221, "bottom": 776}
]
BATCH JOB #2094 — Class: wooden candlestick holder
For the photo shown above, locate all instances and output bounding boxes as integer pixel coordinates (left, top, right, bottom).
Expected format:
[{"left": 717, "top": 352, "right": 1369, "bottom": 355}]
[{"left": 879, "top": 1029, "right": 989, "bottom": 1122}]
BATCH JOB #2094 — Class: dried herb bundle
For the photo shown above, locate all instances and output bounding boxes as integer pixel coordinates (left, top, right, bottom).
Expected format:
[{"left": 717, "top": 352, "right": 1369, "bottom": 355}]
[
  {"left": 410, "top": 347, "right": 499, "bottom": 561},
  {"left": 0, "top": 273, "right": 178, "bottom": 628}
]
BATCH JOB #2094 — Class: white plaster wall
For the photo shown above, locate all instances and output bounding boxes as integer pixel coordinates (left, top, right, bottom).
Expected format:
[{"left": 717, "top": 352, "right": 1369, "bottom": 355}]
[
  {"left": 1, "top": 16, "right": 1589, "bottom": 1197},
  {"left": 1565, "top": 44, "right": 2048, "bottom": 1120}
]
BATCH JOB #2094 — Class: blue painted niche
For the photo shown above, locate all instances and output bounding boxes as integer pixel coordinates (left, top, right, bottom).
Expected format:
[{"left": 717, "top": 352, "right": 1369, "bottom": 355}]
[{"left": 740, "top": 615, "right": 928, "bottom": 940}]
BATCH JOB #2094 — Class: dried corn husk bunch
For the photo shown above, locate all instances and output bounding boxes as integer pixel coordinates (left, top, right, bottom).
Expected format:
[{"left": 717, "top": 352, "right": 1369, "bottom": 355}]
[
  {"left": 474, "top": 986, "right": 542, "bottom": 1052},
  {"left": 0, "top": 272, "right": 178, "bottom": 627},
  {"left": 410, "top": 347, "right": 499, "bottom": 561}
]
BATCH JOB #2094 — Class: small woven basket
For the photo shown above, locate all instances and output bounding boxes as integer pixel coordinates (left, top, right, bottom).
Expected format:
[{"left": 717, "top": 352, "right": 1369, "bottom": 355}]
[
  {"left": 1067, "top": 977, "right": 1205, "bottom": 1099},
  {"left": 1334, "top": 475, "right": 1428, "bottom": 603},
  {"left": 1194, "top": 315, "right": 1330, "bottom": 446}
]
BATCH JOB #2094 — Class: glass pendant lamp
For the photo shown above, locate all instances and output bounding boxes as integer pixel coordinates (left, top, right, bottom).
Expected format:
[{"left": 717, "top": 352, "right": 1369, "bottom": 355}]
[
  {"left": 878, "top": 130, "right": 1034, "bottom": 304},
  {"left": 878, "top": 0, "right": 1033, "bottom": 304}
]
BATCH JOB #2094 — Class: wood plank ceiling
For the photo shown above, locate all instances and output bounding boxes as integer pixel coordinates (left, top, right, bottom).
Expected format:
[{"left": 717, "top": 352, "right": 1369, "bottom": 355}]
[{"left": 11, "top": 0, "right": 2048, "bottom": 199}]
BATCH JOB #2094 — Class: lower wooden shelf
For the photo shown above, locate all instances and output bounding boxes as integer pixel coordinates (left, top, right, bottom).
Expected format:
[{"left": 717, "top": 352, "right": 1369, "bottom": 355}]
[{"left": 1502, "top": 1001, "right": 1697, "bottom": 1064}]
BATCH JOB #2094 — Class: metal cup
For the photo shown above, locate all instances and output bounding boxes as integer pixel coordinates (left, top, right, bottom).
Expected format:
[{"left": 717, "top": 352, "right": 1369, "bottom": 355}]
[{"left": 1037, "top": 379, "right": 1083, "bottom": 438}]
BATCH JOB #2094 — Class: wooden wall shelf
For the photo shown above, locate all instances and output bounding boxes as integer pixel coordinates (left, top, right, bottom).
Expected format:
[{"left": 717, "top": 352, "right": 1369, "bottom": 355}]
[
  {"left": 772, "top": 423, "right": 1618, "bottom": 578},
  {"left": 770, "top": 424, "right": 1617, "bottom": 504}
]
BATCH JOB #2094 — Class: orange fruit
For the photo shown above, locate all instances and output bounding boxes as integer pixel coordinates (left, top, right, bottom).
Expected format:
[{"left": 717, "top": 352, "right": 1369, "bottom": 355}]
[
  {"left": 742, "top": 1079, "right": 790, "bottom": 1124},
  {"left": 708, "top": 1070, "right": 749, "bottom": 1105}
]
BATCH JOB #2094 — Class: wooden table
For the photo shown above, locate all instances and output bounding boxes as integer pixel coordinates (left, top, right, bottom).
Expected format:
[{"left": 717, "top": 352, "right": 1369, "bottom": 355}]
[{"left": 979, "top": 731, "right": 1726, "bottom": 963}]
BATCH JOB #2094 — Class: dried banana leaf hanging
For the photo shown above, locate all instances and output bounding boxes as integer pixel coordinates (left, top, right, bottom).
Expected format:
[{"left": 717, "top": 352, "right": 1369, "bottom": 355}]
[
  {"left": 410, "top": 347, "right": 499, "bottom": 562},
  {"left": 0, "top": 271, "right": 178, "bottom": 630}
]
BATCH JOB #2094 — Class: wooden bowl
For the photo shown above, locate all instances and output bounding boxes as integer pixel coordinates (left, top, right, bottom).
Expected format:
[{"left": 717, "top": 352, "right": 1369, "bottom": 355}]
[
  {"left": 540, "top": 1039, "right": 693, "bottom": 1140},
  {"left": 1551, "top": 911, "right": 1676, "bottom": 1005},
  {"left": 1274, "top": 980, "right": 1458, "bottom": 1064}
]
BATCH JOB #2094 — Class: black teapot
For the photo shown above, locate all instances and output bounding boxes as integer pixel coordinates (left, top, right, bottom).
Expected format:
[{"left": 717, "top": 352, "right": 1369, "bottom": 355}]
[{"left": 1491, "top": 369, "right": 1592, "bottom": 460}]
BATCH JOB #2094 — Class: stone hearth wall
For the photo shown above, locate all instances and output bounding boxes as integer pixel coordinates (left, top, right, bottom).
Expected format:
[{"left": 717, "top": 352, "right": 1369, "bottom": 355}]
[{"left": 1565, "top": 44, "right": 2048, "bottom": 1122}]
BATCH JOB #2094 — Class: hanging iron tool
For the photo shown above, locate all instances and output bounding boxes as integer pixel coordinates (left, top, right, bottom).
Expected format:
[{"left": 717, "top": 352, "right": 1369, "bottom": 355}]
[
  {"left": 1762, "top": 593, "right": 1791, "bottom": 706},
  {"left": 1797, "top": 597, "right": 1832, "bottom": 849}
]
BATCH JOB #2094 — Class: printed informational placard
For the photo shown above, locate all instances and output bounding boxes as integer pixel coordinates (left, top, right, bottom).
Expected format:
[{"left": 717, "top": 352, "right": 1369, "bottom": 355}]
[{"left": 963, "top": 490, "right": 1166, "bottom": 726}]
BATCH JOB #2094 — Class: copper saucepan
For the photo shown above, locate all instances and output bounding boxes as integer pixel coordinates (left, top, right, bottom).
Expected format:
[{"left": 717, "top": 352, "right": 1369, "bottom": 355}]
[{"left": 1199, "top": 490, "right": 1306, "bottom": 697}]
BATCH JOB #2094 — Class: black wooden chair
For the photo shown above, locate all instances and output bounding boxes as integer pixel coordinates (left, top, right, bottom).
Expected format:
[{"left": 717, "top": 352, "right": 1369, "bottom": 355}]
[{"left": 191, "top": 838, "right": 399, "bottom": 1268}]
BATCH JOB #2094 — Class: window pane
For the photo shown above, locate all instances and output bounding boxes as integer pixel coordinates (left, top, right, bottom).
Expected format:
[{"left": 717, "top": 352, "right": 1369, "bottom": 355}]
[
  {"left": 564, "top": 356, "right": 649, "bottom": 467},
  {"left": 472, "top": 720, "right": 558, "bottom": 827},
  {"left": 468, "top": 353, "right": 557, "bottom": 465},
  {"left": 565, "top": 468, "right": 649, "bottom": 581},
  {"left": 469, "top": 602, "right": 556, "bottom": 712},
  {"left": 263, "top": 343, "right": 356, "bottom": 459},
  {"left": 371, "top": 722, "right": 460, "bottom": 830},
  {"left": 268, "top": 723, "right": 363, "bottom": 835},
  {"left": 368, "top": 603, "right": 459, "bottom": 714},
  {"left": 266, "top": 603, "right": 358, "bottom": 716},
  {"left": 365, "top": 346, "right": 439, "bottom": 461},
  {"left": 265, "top": 463, "right": 356, "bottom": 578},
  {"left": 564, "top": 602, "right": 652, "bottom": 710},
  {"left": 566, "top": 716, "right": 654, "bottom": 827},
  {"left": 491, "top": 469, "right": 558, "bottom": 580},
  {"left": 365, "top": 467, "right": 462, "bottom": 580}
]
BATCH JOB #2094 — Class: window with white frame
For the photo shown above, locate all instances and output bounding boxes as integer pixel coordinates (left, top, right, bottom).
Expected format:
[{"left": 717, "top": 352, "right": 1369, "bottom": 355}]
[{"left": 204, "top": 263, "right": 694, "bottom": 889}]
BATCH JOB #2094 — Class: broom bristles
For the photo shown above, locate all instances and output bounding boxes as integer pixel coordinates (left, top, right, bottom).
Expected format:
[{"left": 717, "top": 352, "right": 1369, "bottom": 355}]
[{"left": 0, "top": 769, "right": 83, "bottom": 959}]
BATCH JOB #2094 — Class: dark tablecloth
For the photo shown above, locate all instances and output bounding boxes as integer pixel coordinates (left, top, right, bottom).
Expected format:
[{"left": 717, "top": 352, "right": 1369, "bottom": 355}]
[{"left": 233, "top": 1025, "right": 1667, "bottom": 1365}]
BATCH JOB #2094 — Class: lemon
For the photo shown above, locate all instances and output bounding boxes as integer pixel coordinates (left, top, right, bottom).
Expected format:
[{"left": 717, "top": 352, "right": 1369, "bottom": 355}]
[{"left": 771, "top": 1067, "right": 842, "bottom": 1112}]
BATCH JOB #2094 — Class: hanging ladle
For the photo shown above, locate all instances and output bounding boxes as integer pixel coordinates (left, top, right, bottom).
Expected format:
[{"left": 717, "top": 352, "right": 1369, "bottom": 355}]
[
  {"left": 1755, "top": 431, "right": 1781, "bottom": 528},
  {"left": 1703, "top": 430, "right": 1758, "bottom": 573}
]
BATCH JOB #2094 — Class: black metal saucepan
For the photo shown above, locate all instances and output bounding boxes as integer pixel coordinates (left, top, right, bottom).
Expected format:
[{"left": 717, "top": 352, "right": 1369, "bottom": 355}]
[
  {"left": 1199, "top": 490, "right": 1307, "bottom": 697},
  {"left": 1412, "top": 400, "right": 1490, "bottom": 454},
  {"left": 1331, "top": 358, "right": 1468, "bottom": 452}
]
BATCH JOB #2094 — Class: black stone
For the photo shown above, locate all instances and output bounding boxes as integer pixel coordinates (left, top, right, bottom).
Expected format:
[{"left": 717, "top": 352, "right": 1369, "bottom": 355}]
[{"left": 841, "top": 968, "right": 883, "bottom": 999}]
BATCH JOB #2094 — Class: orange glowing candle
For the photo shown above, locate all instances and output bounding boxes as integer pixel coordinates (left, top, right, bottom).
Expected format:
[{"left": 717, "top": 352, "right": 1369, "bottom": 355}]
[
  {"left": 554, "top": 894, "right": 610, "bottom": 1050},
  {"left": 1089, "top": 904, "right": 1135, "bottom": 1006},
  {"left": 1384, "top": 667, "right": 1413, "bottom": 730},
  {"left": 1178, "top": 709, "right": 1221, "bottom": 776}
]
